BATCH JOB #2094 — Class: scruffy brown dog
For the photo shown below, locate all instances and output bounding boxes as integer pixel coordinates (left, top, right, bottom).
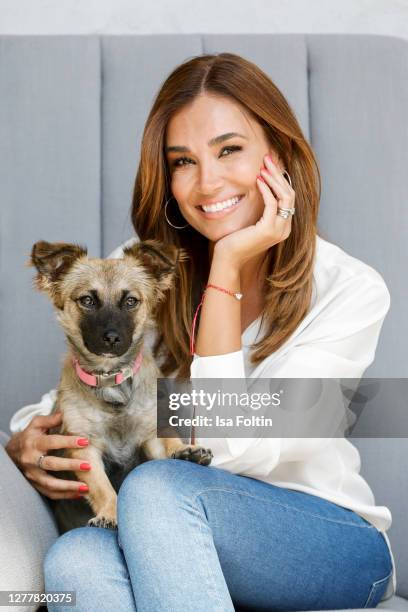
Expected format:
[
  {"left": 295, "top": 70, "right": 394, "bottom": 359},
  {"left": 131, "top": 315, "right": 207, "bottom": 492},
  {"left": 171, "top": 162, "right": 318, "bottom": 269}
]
[{"left": 29, "top": 239, "right": 213, "bottom": 532}]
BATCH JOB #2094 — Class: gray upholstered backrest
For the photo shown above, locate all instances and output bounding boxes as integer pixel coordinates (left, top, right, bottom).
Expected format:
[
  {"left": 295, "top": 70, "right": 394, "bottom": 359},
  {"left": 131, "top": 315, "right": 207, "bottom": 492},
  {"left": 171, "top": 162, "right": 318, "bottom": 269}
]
[{"left": 0, "top": 34, "right": 407, "bottom": 595}]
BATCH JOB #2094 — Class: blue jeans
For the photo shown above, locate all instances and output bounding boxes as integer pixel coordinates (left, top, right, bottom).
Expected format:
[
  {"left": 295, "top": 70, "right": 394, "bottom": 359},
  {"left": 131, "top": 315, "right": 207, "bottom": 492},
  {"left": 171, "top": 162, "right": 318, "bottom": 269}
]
[{"left": 44, "top": 459, "right": 393, "bottom": 611}]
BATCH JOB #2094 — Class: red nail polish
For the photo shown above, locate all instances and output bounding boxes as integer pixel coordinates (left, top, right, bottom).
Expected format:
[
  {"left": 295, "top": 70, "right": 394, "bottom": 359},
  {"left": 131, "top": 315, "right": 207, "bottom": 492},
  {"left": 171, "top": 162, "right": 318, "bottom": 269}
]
[
  {"left": 266, "top": 155, "right": 274, "bottom": 164},
  {"left": 257, "top": 175, "right": 267, "bottom": 184},
  {"left": 80, "top": 463, "right": 91, "bottom": 470},
  {"left": 78, "top": 485, "right": 89, "bottom": 492},
  {"left": 77, "top": 438, "right": 89, "bottom": 446}
]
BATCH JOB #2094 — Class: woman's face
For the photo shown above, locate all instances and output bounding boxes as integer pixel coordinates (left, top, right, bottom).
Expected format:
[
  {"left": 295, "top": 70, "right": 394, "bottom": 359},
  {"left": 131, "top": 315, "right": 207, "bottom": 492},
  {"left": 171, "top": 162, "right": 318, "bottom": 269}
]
[{"left": 165, "top": 93, "right": 281, "bottom": 243}]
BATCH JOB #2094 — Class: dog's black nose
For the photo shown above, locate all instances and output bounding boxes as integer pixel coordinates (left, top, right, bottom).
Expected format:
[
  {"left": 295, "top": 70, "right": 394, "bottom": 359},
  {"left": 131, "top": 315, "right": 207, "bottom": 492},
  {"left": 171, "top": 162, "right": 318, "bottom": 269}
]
[{"left": 103, "top": 330, "right": 121, "bottom": 346}]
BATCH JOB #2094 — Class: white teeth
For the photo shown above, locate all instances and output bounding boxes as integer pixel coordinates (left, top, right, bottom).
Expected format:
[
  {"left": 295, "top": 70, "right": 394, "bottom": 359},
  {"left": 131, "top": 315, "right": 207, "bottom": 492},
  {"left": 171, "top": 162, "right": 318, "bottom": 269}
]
[{"left": 202, "top": 196, "right": 240, "bottom": 213}]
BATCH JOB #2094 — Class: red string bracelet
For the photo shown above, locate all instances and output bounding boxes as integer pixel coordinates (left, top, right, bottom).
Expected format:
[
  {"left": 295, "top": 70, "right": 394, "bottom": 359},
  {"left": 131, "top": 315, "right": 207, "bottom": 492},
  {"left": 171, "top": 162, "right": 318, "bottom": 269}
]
[
  {"left": 190, "top": 292, "right": 206, "bottom": 356},
  {"left": 190, "top": 284, "right": 243, "bottom": 355}
]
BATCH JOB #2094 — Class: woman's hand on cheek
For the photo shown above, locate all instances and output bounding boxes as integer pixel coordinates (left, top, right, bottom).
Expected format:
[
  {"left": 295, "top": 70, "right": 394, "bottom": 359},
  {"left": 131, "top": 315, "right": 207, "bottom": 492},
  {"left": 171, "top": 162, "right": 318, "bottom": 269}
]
[{"left": 214, "top": 154, "right": 295, "bottom": 269}]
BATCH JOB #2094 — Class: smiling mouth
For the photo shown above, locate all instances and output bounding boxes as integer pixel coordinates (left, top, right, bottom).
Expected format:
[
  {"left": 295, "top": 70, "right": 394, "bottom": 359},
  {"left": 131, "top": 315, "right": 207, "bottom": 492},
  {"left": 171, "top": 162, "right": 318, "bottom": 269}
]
[{"left": 197, "top": 194, "right": 244, "bottom": 216}]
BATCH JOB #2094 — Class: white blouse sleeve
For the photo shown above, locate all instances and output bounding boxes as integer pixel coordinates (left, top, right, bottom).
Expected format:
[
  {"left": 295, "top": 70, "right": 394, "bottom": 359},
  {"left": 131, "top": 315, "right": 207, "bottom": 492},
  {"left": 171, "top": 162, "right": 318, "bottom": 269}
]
[
  {"left": 105, "top": 236, "right": 139, "bottom": 259},
  {"left": 9, "top": 389, "right": 58, "bottom": 434},
  {"left": 191, "top": 350, "right": 246, "bottom": 378},
  {"left": 9, "top": 237, "right": 140, "bottom": 434},
  {"left": 192, "top": 271, "right": 391, "bottom": 478}
]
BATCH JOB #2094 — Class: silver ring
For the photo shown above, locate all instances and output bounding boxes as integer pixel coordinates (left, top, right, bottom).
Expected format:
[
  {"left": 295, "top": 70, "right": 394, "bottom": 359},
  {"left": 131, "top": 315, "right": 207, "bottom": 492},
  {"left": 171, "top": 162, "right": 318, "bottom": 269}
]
[
  {"left": 37, "top": 454, "right": 47, "bottom": 470},
  {"left": 277, "top": 207, "right": 295, "bottom": 219}
]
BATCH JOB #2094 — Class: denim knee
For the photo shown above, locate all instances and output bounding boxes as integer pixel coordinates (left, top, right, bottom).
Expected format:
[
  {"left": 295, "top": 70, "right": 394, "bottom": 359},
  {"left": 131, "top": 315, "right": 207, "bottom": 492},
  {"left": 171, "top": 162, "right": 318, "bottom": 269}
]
[
  {"left": 118, "top": 459, "right": 200, "bottom": 528},
  {"left": 118, "top": 459, "right": 180, "bottom": 504},
  {"left": 44, "top": 528, "right": 102, "bottom": 590}
]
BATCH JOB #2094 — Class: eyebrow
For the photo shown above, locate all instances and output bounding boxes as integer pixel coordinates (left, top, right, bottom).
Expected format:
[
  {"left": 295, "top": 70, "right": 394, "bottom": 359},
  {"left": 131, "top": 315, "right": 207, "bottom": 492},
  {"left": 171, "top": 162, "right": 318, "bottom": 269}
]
[{"left": 165, "top": 132, "right": 247, "bottom": 154}]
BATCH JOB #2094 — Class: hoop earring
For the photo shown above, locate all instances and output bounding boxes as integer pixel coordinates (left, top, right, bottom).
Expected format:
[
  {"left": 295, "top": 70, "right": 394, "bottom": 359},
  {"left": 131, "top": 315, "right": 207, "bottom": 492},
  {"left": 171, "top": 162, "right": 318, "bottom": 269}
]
[
  {"left": 282, "top": 170, "right": 292, "bottom": 187},
  {"left": 164, "top": 198, "right": 189, "bottom": 230}
]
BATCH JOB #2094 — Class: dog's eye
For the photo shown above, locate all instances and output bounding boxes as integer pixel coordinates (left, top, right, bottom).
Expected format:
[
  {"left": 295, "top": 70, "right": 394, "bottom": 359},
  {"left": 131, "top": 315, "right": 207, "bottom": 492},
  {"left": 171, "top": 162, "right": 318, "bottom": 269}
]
[
  {"left": 125, "top": 297, "right": 139, "bottom": 308},
  {"left": 79, "top": 296, "right": 95, "bottom": 308}
]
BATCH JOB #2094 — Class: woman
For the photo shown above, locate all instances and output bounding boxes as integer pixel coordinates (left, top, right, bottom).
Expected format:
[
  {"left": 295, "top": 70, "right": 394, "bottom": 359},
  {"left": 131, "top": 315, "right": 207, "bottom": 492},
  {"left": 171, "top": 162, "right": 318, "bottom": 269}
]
[{"left": 5, "top": 52, "right": 395, "bottom": 611}]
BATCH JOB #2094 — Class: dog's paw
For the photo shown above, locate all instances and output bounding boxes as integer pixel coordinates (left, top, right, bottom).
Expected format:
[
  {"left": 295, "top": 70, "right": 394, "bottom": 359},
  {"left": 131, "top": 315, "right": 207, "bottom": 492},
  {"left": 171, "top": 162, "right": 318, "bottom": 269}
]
[
  {"left": 88, "top": 514, "right": 118, "bottom": 530},
  {"left": 171, "top": 445, "right": 213, "bottom": 466}
]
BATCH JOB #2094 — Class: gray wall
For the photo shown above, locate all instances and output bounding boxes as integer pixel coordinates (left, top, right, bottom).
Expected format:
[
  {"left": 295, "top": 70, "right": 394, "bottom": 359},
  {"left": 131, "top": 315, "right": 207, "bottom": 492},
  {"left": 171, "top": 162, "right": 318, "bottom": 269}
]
[{"left": 1, "top": 0, "right": 408, "bottom": 39}]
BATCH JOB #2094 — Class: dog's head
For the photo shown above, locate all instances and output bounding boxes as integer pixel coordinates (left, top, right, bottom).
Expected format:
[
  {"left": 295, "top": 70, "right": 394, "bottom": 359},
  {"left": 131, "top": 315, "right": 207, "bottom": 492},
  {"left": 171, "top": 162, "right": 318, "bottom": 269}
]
[{"left": 28, "top": 239, "right": 186, "bottom": 361}]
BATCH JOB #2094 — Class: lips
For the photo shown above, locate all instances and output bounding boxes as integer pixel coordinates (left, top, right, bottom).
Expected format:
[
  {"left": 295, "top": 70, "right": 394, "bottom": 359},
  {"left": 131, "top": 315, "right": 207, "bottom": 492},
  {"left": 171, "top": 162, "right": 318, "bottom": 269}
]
[
  {"left": 196, "top": 194, "right": 242, "bottom": 208},
  {"left": 197, "top": 194, "right": 244, "bottom": 219}
]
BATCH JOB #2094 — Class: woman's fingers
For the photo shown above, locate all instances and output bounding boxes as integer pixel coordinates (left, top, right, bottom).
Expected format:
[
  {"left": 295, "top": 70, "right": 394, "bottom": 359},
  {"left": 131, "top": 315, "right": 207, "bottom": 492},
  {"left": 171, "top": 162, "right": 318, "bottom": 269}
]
[
  {"left": 25, "top": 466, "right": 89, "bottom": 500},
  {"left": 264, "top": 154, "right": 293, "bottom": 193},
  {"left": 256, "top": 177, "right": 291, "bottom": 242},
  {"left": 256, "top": 174, "right": 291, "bottom": 237},
  {"left": 35, "top": 453, "right": 92, "bottom": 473},
  {"left": 33, "top": 431, "right": 92, "bottom": 474},
  {"left": 256, "top": 175, "right": 277, "bottom": 216},
  {"left": 258, "top": 156, "right": 295, "bottom": 241},
  {"left": 27, "top": 467, "right": 87, "bottom": 491},
  {"left": 18, "top": 430, "right": 91, "bottom": 474},
  {"left": 29, "top": 412, "right": 63, "bottom": 430},
  {"left": 34, "top": 482, "right": 85, "bottom": 501},
  {"left": 260, "top": 165, "right": 294, "bottom": 207},
  {"left": 37, "top": 433, "right": 89, "bottom": 452}
]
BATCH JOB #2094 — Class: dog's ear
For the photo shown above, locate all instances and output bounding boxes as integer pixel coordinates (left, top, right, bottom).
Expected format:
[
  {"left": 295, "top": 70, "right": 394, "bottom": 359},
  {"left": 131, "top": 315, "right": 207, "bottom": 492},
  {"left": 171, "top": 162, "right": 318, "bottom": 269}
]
[
  {"left": 27, "top": 240, "right": 87, "bottom": 307},
  {"left": 123, "top": 239, "right": 188, "bottom": 296}
]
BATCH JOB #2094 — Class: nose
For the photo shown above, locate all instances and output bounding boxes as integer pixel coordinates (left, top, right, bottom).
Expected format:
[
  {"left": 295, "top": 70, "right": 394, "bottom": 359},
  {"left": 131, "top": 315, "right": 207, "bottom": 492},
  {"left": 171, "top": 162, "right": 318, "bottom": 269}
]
[
  {"left": 196, "top": 159, "right": 224, "bottom": 194},
  {"left": 103, "top": 330, "right": 121, "bottom": 346}
]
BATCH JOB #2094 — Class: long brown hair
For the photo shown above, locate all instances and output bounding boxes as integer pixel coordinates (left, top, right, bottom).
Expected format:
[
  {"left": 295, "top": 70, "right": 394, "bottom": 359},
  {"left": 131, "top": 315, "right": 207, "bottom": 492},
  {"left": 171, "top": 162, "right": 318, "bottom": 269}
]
[{"left": 131, "top": 52, "right": 321, "bottom": 380}]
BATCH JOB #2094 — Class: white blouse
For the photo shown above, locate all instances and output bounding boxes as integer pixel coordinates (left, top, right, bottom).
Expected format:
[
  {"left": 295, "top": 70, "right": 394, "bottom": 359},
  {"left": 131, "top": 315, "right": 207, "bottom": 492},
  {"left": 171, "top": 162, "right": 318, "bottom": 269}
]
[{"left": 9, "top": 234, "right": 396, "bottom": 600}]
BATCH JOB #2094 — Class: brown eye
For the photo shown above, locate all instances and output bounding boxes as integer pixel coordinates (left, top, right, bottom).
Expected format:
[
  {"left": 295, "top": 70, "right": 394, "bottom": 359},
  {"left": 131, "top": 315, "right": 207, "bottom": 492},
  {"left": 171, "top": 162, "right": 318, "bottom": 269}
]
[
  {"left": 79, "top": 295, "right": 95, "bottom": 308},
  {"left": 125, "top": 297, "right": 139, "bottom": 308}
]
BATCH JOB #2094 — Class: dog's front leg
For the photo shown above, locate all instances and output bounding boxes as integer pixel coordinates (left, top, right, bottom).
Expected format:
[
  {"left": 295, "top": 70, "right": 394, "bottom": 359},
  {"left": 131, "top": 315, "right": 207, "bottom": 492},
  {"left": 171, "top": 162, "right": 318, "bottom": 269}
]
[
  {"left": 143, "top": 436, "right": 213, "bottom": 466},
  {"left": 65, "top": 445, "right": 117, "bottom": 529}
]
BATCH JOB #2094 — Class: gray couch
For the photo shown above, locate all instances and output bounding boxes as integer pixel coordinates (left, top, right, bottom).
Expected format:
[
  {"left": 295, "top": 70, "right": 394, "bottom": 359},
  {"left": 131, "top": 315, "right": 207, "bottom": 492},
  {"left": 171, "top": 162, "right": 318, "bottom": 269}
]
[{"left": 0, "top": 34, "right": 406, "bottom": 610}]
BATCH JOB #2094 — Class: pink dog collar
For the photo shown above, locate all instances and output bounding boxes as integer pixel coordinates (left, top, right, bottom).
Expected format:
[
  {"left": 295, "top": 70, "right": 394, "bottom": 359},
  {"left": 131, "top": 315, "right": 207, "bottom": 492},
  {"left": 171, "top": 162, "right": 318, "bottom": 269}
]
[{"left": 72, "top": 352, "right": 143, "bottom": 388}]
